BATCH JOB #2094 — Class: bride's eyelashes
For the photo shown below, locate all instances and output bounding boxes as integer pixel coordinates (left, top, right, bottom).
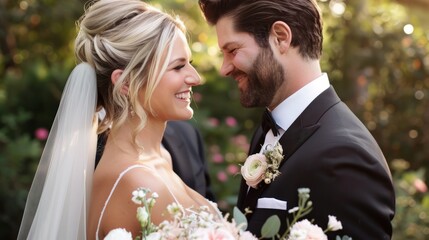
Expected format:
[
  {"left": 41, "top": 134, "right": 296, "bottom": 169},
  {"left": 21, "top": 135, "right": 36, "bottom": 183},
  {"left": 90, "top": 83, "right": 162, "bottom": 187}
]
[{"left": 173, "top": 64, "right": 185, "bottom": 71}]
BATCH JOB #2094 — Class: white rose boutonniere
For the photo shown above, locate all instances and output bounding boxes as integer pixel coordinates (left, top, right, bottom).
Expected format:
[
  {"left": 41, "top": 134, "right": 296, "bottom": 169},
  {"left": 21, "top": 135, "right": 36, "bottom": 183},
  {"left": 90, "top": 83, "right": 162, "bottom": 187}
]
[{"left": 241, "top": 142, "right": 284, "bottom": 188}]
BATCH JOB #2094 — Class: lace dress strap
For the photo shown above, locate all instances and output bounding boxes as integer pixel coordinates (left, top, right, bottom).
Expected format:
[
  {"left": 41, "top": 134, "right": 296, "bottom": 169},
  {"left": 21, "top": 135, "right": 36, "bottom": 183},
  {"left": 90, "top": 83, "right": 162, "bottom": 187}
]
[{"left": 95, "top": 164, "right": 180, "bottom": 240}]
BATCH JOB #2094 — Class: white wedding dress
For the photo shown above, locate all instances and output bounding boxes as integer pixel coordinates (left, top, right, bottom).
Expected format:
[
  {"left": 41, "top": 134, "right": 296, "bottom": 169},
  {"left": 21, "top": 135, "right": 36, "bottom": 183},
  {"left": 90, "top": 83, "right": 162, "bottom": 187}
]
[{"left": 95, "top": 164, "right": 181, "bottom": 240}]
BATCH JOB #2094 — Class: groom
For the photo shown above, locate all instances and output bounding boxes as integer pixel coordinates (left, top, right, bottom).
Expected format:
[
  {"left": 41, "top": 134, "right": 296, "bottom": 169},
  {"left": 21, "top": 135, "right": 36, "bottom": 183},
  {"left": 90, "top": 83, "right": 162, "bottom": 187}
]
[{"left": 199, "top": 0, "right": 395, "bottom": 239}]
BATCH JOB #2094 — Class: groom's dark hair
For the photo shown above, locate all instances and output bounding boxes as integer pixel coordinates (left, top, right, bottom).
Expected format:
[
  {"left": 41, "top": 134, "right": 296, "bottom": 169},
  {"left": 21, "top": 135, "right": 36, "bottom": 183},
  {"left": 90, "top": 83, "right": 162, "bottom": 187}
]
[{"left": 198, "top": 0, "right": 323, "bottom": 60}]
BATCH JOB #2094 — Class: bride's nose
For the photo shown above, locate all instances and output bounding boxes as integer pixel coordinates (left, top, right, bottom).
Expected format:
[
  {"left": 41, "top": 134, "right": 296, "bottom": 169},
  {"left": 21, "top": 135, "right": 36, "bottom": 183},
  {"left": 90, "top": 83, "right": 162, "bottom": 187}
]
[{"left": 185, "top": 66, "right": 201, "bottom": 86}]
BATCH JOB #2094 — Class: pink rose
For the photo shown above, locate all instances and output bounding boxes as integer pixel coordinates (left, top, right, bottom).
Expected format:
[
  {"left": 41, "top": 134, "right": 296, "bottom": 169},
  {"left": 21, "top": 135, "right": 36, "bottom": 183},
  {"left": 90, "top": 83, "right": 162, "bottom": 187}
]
[{"left": 241, "top": 153, "right": 268, "bottom": 188}]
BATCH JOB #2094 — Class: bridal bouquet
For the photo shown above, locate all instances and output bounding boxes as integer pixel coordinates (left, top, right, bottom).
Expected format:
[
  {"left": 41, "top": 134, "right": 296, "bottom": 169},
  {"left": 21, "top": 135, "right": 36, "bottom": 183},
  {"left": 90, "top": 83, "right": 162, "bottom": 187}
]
[
  {"left": 105, "top": 187, "right": 350, "bottom": 240},
  {"left": 104, "top": 187, "right": 257, "bottom": 240}
]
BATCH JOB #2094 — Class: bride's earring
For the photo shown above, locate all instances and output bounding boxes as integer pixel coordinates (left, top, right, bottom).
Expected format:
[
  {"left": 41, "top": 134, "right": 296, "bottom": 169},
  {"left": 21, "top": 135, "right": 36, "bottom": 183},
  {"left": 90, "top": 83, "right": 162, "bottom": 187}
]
[{"left": 129, "top": 104, "right": 135, "bottom": 117}]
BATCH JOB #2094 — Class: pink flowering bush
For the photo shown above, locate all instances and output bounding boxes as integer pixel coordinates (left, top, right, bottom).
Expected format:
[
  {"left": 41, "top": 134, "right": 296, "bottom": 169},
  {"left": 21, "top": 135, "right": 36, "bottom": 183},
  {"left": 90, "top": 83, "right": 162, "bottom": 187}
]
[
  {"left": 34, "top": 128, "right": 49, "bottom": 140},
  {"left": 197, "top": 117, "right": 250, "bottom": 212},
  {"left": 391, "top": 160, "right": 429, "bottom": 239}
]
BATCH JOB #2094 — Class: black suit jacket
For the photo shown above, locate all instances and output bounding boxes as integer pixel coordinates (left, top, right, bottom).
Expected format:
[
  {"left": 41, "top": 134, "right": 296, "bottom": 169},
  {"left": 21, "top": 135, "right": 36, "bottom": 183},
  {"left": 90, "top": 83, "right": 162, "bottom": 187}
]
[
  {"left": 95, "top": 121, "right": 215, "bottom": 201},
  {"left": 162, "top": 121, "right": 215, "bottom": 201},
  {"left": 237, "top": 87, "right": 395, "bottom": 239}
]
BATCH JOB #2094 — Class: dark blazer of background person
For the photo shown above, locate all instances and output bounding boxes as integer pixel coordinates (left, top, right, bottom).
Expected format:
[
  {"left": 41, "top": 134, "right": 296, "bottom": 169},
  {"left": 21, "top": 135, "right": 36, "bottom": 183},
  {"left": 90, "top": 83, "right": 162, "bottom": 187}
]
[
  {"left": 237, "top": 87, "right": 395, "bottom": 239},
  {"left": 96, "top": 120, "right": 215, "bottom": 201}
]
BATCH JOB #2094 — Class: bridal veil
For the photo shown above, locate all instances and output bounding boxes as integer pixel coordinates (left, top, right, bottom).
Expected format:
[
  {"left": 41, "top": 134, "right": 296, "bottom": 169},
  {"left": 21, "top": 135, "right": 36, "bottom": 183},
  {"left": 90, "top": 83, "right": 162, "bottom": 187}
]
[{"left": 17, "top": 63, "right": 98, "bottom": 240}]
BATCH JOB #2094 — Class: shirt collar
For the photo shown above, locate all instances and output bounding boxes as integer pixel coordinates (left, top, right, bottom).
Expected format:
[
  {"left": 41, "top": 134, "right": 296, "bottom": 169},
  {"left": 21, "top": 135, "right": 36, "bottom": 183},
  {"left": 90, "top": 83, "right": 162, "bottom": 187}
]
[{"left": 271, "top": 73, "right": 330, "bottom": 131}]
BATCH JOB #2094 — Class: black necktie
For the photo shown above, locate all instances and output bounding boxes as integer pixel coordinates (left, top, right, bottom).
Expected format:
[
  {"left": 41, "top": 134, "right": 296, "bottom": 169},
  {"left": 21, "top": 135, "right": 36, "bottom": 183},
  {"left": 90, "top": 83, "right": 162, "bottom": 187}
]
[{"left": 261, "top": 109, "right": 279, "bottom": 136}]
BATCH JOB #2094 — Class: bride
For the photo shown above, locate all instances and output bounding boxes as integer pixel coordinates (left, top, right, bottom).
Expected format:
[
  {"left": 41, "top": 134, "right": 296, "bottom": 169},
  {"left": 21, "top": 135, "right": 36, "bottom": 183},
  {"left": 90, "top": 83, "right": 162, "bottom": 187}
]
[{"left": 17, "top": 0, "right": 219, "bottom": 239}]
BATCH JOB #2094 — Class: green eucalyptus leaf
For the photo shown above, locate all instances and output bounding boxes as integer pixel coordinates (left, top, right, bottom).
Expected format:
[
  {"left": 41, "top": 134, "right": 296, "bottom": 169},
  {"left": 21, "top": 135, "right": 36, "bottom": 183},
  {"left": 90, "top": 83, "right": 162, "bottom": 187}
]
[
  {"left": 233, "top": 206, "right": 248, "bottom": 230},
  {"left": 260, "top": 215, "right": 281, "bottom": 238}
]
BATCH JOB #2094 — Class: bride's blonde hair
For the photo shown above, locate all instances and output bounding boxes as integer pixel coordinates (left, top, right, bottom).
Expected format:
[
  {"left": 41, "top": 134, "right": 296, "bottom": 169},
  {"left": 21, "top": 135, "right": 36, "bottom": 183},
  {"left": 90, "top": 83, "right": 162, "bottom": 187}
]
[{"left": 74, "top": 0, "right": 185, "bottom": 144}]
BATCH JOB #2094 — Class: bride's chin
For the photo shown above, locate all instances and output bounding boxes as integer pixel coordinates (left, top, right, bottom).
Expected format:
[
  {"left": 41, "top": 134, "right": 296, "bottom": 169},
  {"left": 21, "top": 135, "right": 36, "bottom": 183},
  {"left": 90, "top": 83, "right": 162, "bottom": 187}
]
[
  {"left": 183, "top": 111, "right": 194, "bottom": 120},
  {"left": 174, "top": 108, "right": 194, "bottom": 121}
]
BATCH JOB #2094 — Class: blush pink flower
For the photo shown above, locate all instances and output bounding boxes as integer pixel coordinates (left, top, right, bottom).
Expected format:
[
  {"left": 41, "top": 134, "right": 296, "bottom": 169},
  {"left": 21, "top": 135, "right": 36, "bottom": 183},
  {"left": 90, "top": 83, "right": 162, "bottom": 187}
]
[
  {"left": 225, "top": 116, "right": 237, "bottom": 127},
  {"left": 212, "top": 153, "right": 224, "bottom": 163},
  {"left": 241, "top": 153, "right": 268, "bottom": 188},
  {"left": 208, "top": 118, "right": 220, "bottom": 127},
  {"left": 34, "top": 128, "right": 49, "bottom": 140},
  {"left": 227, "top": 164, "right": 239, "bottom": 175},
  {"left": 191, "top": 227, "right": 236, "bottom": 240},
  {"left": 232, "top": 135, "right": 250, "bottom": 151},
  {"left": 414, "top": 178, "right": 428, "bottom": 193},
  {"left": 217, "top": 171, "right": 228, "bottom": 182}
]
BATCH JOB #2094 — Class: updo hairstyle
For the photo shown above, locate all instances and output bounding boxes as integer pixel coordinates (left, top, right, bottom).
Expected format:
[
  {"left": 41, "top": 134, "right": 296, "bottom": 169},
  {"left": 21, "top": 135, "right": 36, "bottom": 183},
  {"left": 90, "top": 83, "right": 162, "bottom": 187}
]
[{"left": 74, "top": 0, "right": 186, "bottom": 143}]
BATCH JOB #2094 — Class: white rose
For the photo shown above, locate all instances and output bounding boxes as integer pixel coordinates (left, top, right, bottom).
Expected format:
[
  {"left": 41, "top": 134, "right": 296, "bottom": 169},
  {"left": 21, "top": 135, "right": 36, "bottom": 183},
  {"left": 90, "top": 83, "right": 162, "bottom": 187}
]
[
  {"left": 327, "top": 215, "right": 343, "bottom": 231},
  {"left": 288, "top": 219, "right": 327, "bottom": 240},
  {"left": 241, "top": 153, "right": 268, "bottom": 188},
  {"left": 104, "top": 228, "right": 133, "bottom": 240}
]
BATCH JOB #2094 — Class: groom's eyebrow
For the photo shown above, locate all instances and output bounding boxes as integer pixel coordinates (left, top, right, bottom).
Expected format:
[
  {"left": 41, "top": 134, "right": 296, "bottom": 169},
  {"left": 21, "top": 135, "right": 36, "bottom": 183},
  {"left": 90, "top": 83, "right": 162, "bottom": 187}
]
[
  {"left": 221, "top": 42, "right": 233, "bottom": 50},
  {"left": 220, "top": 42, "right": 239, "bottom": 52}
]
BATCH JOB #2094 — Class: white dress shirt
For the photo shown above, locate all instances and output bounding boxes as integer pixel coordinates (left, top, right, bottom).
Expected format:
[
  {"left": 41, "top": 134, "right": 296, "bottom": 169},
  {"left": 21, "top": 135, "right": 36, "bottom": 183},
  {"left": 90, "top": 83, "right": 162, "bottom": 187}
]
[{"left": 261, "top": 73, "right": 330, "bottom": 152}]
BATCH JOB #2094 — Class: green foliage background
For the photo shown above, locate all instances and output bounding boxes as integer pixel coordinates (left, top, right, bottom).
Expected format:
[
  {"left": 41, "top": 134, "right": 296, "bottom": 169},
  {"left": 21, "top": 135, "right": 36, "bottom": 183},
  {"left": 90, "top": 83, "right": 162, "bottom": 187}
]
[{"left": 0, "top": 0, "right": 428, "bottom": 239}]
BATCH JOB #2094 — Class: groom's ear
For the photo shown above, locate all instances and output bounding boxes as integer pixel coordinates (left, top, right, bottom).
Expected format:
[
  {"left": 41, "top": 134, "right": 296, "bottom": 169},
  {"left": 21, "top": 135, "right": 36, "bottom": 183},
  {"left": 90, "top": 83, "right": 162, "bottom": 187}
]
[
  {"left": 111, "top": 69, "right": 129, "bottom": 95},
  {"left": 270, "top": 21, "right": 292, "bottom": 54}
]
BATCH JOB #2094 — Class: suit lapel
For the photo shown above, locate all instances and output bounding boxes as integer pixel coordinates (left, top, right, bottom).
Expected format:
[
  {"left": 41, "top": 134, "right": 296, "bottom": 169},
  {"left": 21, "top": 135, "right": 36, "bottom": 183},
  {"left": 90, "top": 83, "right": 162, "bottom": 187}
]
[
  {"left": 237, "top": 127, "right": 265, "bottom": 210},
  {"left": 239, "top": 87, "right": 341, "bottom": 214}
]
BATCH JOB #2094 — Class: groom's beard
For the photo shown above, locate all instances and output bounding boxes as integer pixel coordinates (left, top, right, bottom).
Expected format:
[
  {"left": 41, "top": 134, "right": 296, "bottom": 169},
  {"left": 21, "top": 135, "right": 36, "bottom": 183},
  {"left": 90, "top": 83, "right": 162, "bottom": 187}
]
[{"left": 235, "top": 47, "right": 284, "bottom": 108}]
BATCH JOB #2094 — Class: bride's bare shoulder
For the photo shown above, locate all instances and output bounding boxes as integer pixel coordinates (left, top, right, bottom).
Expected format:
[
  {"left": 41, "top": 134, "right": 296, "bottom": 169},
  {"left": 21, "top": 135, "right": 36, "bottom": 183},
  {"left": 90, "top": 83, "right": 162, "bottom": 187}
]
[{"left": 95, "top": 157, "right": 173, "bottom": 199}]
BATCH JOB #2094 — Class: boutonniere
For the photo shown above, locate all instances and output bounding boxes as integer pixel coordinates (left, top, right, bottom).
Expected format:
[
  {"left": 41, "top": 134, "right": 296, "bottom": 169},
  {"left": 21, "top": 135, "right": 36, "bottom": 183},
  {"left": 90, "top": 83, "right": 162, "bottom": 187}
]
[{"left": 240, "top": 142, "right": 284, "bottom": 189}]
